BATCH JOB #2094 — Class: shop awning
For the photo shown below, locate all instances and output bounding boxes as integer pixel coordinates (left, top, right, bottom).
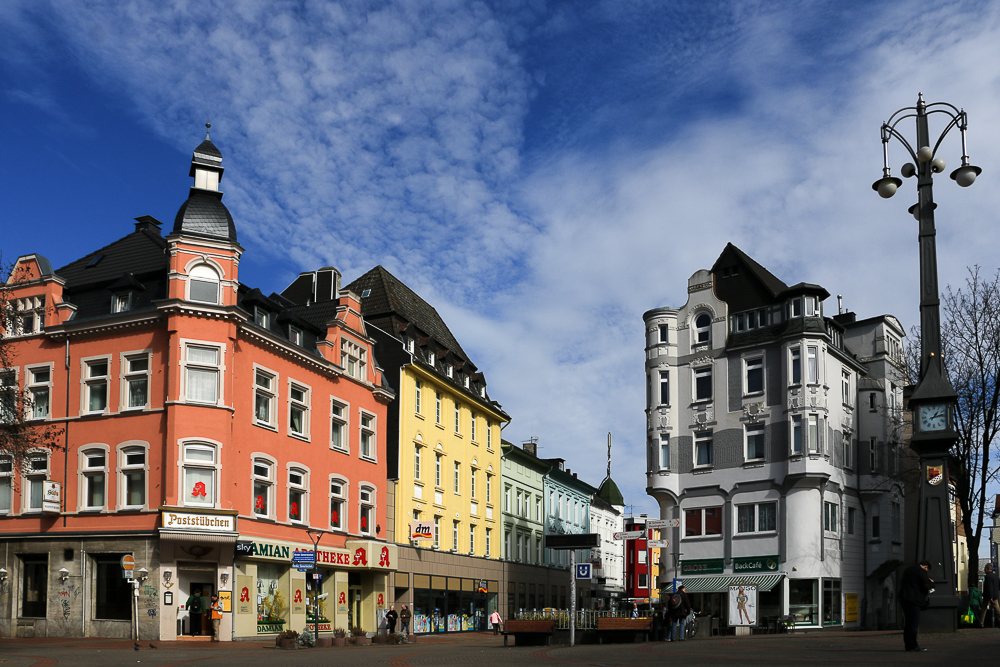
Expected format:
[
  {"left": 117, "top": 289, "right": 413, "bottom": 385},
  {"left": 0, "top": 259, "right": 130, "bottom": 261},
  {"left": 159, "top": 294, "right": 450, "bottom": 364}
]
[{"left": 663, "top": 574, "right": 783, "bottom": 593}]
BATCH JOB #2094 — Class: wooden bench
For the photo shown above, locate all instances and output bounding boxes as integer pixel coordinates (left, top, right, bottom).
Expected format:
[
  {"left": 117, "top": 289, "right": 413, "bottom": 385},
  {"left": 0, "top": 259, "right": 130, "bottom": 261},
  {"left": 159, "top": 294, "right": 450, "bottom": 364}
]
[
  {"left": 595, "top": 617, "right": 653, "bottom": 643},
  {"left": 500, "top": 620, "right": 558, "bottom": 646}
]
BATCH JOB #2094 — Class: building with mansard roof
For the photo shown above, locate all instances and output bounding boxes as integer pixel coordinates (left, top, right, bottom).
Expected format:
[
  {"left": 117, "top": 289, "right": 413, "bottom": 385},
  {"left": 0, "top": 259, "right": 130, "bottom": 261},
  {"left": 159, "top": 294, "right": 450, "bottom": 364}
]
[
  {"left": 643, "top": 243, "right": 907, "bottom": 630},
  {"left": 0, "top": 129, "right": 396, "bottom": 641}
]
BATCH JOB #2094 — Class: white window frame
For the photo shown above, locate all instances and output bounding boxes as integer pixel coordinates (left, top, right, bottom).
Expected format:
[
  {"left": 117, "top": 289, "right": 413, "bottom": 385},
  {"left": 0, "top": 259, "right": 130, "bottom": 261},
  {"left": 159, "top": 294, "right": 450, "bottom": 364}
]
[
  {"left": 187, "top": 263, "right": 222, "bottom": 305},
  {"left": 486, "top": 473, "right": 492, "bottom": 504},
  {"left": 0, "top": 454, "right": 12, "bottom": 514},
  {"left": 791, "top": 414, "right": 803, "bottom": 454},
  {"left": 453, "top": 520, "right": 460, "bottom": 550},
  {"left": 116, "top": 442, "right": 148, "bottom": 511},
  {"left": 745, "top": 424, "right": 765, "bottom": 461},
  {"left": 252, "top": 456, "right": 275, "bottom": 520},
  {"left": 288, "top": 465, "right": 309, "bottom": 524},
  {"left": 254, "top": 306, "right": 269, "bottom": 328},
  {"left": 435, "top": 392, "right": 442, "bottom": 424},
  {"left": 453, "top": 461, "right": 461, "bottom": 495},
  {"left": 433, "top": 516, "right": 440, "bottom": 548},
  {"left": 694, "top": 312, "right": 712, "bottom": 345},
  {"left": 470, "top": 467, "right": 477, "bottom": 499},
  {"left": 658, "top": 370, "right": 669, "bottom": 406},
  {"left": 179, "top": 439, "right": 220, "bottom": 508},
  {"left": 330, "top": 398, "right": 349, "bottom": 452},
  {"left": 807, "top": 346, "right": 818, "bottom": 384},
  {"left": 504, "top": 484, "right": 511, "bottom": 513},
  {"left": 288, "top": 325, "right": 303, "bottom": 347},
  {"left": 683, "top": 505, "right": 723, "bottom": 538},
  {"left": 486, "top": 421, "right": 493, "bottom": 450},
  {"left": 26, "top": 363, "right": 53, "bottom": 420},
  {"left": 435, "top": 453, "right": 443, "bottom": 488},
  {"left": 22, "top": 451, "right": 50, "bottom": 513},
  {"left": 120, "top": 351, "right": 151, "bottom": 411},
  {"left": 253, "top": 365, "right": 278, "bottom": 429},
  {"left": 341, "top": 337, "right": 366, "bottom": 381},
  {"left": 735, "top": 501, "right": 777, "bottom": 534},
  {"left": 744, "top": 355, "right": 764, "bottom": 396},
  {"left": 0, "top": 369, "right": 17, "bottom": 425},
  {"left": 180, "top": 339, "right": 225, "bottom": 407},
  {"left": 789, "top": 346, "right": 801, "bottom": 385},
  {"left": 287, "top": 379, "right": 311, "bottom": 440},
  {"left": 471, "top": 411, "right": 477, "bottom": 442},
  {"left": 841, "top": 369, "right": 852, "bottom": 406},
  {"left": 808, "top": 414, "right": 820, "bottom": 454},
  {"left": 469, "top": 523, "right": 475, "bottom": 554},
  {"left": 694, "top": 365, "right": 712, "bottom": 402},
  {"left": 843, "top": 433, "right": 853, "bottom": 469},
  {"left": 358, "top": 484, "right": 375, "bottom": 535},
  {"left": 359, "top": 410, "right": 376, "bottom": 461},
  {"left": 485, "top": 527, "right": 491, "bottom": 557},
  {"left": 80, "top": 354, "right": 112, "bottom": 415},
  {"left": 329, "top": 477, "right": 348, "bottom": 531},
  {"left": 694, "top": 431, "right": 713, "bottom": 467},
  {"left": 824, "top": 500, "right": 839, "bottom": 533},
  {"left": 78, "top": 445, "right": 109, "bottom": 511},
  {"left": 414, "top": 380, "right": 422, "bottom": 415},
  {"left": 112, "top": 292, "right": 132, "bottom": 314},
  {"left": 454, "top": 402, "right": 460, "bottom": 434},
  {"left": 414, "top": 446, "right": 422, "bottom": 481}
]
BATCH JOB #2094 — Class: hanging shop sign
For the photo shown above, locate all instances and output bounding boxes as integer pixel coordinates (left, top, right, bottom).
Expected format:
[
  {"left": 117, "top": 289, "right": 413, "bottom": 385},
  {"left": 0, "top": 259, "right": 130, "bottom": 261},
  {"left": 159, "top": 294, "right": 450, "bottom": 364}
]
[
  {"left": 42, "top": 481, "right": 62, "bottom": 514},
  {"left": 160, "top": 509, "right": 237, "bottom": 532},
  {"left": 681, "top": 558, "right": 725, "bottom": 575},
  {"left": 732, "top": 555, "right": 779, "bottom": 573}
]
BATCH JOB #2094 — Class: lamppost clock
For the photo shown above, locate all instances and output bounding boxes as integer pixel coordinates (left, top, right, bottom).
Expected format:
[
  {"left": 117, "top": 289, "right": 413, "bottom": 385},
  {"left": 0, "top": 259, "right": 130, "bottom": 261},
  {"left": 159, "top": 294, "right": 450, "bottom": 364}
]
[{"left": 918, "top": 403, "right": 948, "bottom": 432}]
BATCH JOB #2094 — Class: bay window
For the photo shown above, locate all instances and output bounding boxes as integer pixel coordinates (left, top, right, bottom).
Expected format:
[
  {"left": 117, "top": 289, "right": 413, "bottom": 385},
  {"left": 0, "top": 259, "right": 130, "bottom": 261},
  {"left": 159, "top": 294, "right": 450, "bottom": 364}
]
[
  {"left": 122, "top": 354, "right": 150, "bottom": 410},
  {"left": 684, "top": 506, "right": 722, "bottom": 537},
  {"left": 183, "top": 343, "right": 222, "bottom": 405}
]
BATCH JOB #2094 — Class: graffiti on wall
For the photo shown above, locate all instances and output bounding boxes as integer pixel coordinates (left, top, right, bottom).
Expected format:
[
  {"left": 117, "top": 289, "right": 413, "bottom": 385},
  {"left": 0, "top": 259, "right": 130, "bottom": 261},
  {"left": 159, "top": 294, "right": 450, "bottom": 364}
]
[{"left": 58, "top": 582, "right": 82, "bottom": 621}]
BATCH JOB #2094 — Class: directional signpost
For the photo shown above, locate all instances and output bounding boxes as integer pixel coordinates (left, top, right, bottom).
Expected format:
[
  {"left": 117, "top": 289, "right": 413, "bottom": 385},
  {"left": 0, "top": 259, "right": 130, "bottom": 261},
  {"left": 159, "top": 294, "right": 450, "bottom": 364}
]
[
  {"left": 613, "top": 530, "right": 644, "bottom": 541},
  {"left": 544, "top": 534, "right": 599, "bottom": 647},
  {"left": 293, "top": 551, "right": 315, "bottom": 571},
  {"left": 647, "top": 519, "right": 680, "bottom": 529}
]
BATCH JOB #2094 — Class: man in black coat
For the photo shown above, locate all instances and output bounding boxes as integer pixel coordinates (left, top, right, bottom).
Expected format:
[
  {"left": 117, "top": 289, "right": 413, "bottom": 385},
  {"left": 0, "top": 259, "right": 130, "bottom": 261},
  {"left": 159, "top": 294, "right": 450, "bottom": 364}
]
[
  {"left": 899, "top": 560, "right": 933, "bottom": 652},
  {"left": 385, "top": 605, "right": 399, "bottom": 634},
  {"left": 977, "top": 563, "right": 1000, "bottom": 628}
]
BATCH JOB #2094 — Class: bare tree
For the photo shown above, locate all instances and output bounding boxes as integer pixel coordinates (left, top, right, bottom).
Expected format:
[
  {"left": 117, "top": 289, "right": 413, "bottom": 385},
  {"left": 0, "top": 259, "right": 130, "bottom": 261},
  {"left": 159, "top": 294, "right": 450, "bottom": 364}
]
[
  {"left": 907, "top": 266, "right": 1000, "bottom": 583},
  {"left": 1, "top": 255, "right": 64, "bottom": 480}
]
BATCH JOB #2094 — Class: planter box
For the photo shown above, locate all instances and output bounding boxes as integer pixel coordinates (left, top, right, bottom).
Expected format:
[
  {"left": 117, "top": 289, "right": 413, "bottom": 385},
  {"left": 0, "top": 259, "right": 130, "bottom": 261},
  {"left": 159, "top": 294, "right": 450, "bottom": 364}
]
[
  {"left": 276, "top": 638, "right": 296, "bottom": 650},
  {"left": 371, "top": 636, "right": 387, "bottom": 644},
  {"left": 316, "top": 637, "right": 333, "bottom": 648},
  {"left": 407, "top": 634, "right": 417, "bottom": 642},
  {"left": 350, "top": 637, "right": 369, "bottom": 645},
  {"left": 333, "top": 638, "right": 347, "bottom": 647}
]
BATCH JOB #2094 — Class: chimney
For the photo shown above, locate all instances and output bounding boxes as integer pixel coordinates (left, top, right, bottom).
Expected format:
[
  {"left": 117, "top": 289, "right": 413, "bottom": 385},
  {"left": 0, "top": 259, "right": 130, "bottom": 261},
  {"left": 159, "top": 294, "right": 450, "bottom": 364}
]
[
  {"left": 133, "top": 215, "right": 163, "bottom": 234},
  {"left": 523, "top": 441, "right": 537, "bottom": 457}
]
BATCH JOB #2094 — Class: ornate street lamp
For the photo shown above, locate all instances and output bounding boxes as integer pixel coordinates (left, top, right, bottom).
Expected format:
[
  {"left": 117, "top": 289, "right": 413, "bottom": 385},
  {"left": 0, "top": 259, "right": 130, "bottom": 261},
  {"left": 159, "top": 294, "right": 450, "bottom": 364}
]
[{"left": 873, "top": 93, "right": 982, "bottom": 633}]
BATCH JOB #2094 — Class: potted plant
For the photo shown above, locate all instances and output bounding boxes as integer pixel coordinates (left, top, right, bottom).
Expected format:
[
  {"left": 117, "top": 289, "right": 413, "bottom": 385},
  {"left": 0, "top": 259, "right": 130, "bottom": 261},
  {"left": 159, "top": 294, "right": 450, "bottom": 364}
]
[
  {"left": 332, "top": 628, "right": 347, "bottom": 647},
  {"left": 349, "top": 626, "right": 368, "bottom": 645},
  {"left": 276, "top": 629, "right": 298, "bottom": 649}
]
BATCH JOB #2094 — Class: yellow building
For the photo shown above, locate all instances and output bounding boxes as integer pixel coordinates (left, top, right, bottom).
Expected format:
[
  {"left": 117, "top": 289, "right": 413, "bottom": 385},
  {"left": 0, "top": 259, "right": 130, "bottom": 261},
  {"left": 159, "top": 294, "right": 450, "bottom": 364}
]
[{"left": 346, "top": 267, "right": 511, "bottom": 632}]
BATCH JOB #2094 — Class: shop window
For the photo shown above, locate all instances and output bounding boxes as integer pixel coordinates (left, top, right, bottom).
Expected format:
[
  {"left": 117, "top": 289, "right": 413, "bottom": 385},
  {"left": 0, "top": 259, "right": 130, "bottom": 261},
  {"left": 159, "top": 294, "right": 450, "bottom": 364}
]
[
  {"left": 94, "top": 553, "right": 133, "bottom": 620},
  {"left": 359, "top": 411, "right": 375, "bottom": 460},
  {"left": 120, "top": 446, "right": 146, "bottom": 509},
  {"left": 288, "top": 382, "right": 310, "bottom": 439},
  {"left": 80, "top": 448, "right": 107, "bottom": 510},
  {"left": 83, "top": 357, "right": 110, "bottom": 414},
  {"left": 823, "top": 579, "right": 842, "bottom": 625},
  {"left": 330, "top": 399, "right": 348, "bottom": 452},
  {"left": 253, "top": 459, "right": 273, "bottom": 518},
  {"left": 188, "top": 264, "right": 221, "bottom": 304},
  {"left": 359, "top": 486, "right": 374, "bottom": 535},
  {"left": 182, "top": 443, "right": 216, "bottom": 507},
  {"left": 684, "top": 506, "right": 722, "bottom": 537},
  {"left": 27, "top": 365, "right": 52, "bottom": 419},
  {"left": 122, "top": 354, "right": 150, "bottom": 410},
  {"left": 288, "top": 468, "right": 307, "bottom": 523},
  {"left": 254, "top": 369, "right": 276, "bottom": 428},
  {"left": 0, "top": 455, "right": 12, "bottom": 513},
  {"left": 789, "top": 579, "right": 818, "bottom": 625},
  {"left": 20, "top": 554, "right": 48, "bottom": 617},
  {"left": 329, "top": 478, "right": 347, "bottom": 531}
]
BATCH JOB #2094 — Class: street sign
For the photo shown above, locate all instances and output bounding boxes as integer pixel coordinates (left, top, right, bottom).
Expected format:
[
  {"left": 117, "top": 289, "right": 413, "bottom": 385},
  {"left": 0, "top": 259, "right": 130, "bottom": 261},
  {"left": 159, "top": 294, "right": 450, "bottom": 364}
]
[
  {"left": 648, "top": 539, "right": 669, "bottom": 548},
  {"left": 545, "top": 533, "right": 599, "bottom": 549},
  {"left": 575, "top": 563, "right": 592, "bottom": 580},
  {"left": 647, "top": 519, "right": 680, "bottom": 529},
  {"left": 613, "top": 530, "right": 644, "bottom": 540},
  {"left": 312, "top": 573, "right": 322, "bottom": 580},
  {"left": 121, "top": 555, "right": 136, "bottom": 571},
  {"left": 292, "top": 551, "right": 316, "bottom": 563},
  {"left": 123, "top": 570, "right": 135, "bottom": 580},
  {"left": 293, "top": 563, "right": 314, "bottom": 571}
]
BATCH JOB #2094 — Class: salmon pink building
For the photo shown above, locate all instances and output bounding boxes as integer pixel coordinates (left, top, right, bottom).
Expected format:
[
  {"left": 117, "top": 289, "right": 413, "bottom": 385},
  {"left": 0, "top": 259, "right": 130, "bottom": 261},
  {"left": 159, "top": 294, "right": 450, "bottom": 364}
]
[{"left": 0, "top": 130, "right": 396, "bottom": 641}]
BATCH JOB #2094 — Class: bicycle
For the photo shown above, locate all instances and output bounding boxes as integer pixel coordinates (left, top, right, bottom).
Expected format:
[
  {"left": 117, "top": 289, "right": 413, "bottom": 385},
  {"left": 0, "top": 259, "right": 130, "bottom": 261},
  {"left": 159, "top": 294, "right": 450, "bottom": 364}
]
[{"left": 685, "top": 610, "right": 698, "bottom": 639}]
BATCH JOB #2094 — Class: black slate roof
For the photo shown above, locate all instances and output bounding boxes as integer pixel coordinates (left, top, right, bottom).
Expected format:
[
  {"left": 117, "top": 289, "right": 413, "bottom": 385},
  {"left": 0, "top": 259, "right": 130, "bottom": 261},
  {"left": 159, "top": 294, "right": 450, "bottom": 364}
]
[
  {"left": 56, "top": 227, "right": 168, "bottom": 289},
  {"left": 344, "top": 266, "right": 470, "bottom": 363},
  {"left": 713, "top": 243, "right": 790, "bottom": 311},
  {"left": 172, "top": 190, "right": 238, "bottom": 241},
  {"left": 193, "top": 138, "right": 223, "bottom": 159}
]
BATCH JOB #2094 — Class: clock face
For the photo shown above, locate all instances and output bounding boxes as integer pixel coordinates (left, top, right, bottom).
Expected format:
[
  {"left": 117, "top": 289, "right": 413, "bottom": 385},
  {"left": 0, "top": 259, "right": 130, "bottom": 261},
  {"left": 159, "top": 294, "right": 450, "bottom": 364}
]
[{"left": 919, "top": 403, "right": 948, "bottom": 432}]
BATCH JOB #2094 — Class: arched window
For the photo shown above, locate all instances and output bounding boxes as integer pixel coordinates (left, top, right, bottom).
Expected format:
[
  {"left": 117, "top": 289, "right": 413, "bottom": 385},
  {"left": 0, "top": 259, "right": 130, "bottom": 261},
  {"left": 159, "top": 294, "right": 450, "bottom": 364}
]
[
  {"left": 189, "top": 264, "right": 221, "bottom": 304},
  {"left": 695, "top": 313, "right": 712, "bottom": 344}
]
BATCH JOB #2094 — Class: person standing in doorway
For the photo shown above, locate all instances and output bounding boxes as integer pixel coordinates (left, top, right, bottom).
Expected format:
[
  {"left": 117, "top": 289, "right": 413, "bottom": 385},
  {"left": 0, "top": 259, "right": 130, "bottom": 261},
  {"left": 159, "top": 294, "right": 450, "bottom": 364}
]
[
  {"left": 201, "top": 590, "right": 213, "bottom": 637},
  {"left": 400, "top": 605, "right": 412, "bottom": 635},
  {"left": 899, "top": 560, "right": 933, "bottom": 652},
  {"left": 489, "top": 609, "right": 503, "bottom": 635},
  {"left": 978, "top": 562, "right": 1000, "bottom": 628},
  {"left": 210, "top": 595, "right": 223, "bottom": 642},
  {"left": 187, "top": 589, "right": 203, "bottom": 636},
  {"left": 386, "top": 605, "right": 398, "bottom": 634}
]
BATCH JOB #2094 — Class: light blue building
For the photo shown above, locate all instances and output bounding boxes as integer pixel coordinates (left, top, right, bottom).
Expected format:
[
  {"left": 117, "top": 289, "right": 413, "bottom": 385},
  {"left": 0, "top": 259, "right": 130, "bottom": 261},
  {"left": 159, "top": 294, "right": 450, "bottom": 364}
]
[{"left": 542, "top": 457, "right": 597, "bottom": 571}]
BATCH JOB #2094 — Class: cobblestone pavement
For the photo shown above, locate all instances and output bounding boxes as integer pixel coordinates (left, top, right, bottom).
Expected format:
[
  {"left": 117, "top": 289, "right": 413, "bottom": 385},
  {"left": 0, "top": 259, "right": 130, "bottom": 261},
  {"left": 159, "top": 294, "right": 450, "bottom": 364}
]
[{"left": 1, "top": 629, "right": 997, "bottom": 667}]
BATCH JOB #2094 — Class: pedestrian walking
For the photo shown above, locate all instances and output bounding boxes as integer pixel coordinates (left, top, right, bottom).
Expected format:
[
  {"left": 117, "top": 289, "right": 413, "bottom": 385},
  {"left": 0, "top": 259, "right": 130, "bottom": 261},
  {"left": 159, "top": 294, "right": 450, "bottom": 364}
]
[
  {"left": 489, "top": 609, "right": 503, "bottom": 635},
  {"left": 209, "top": 595, "right": 223, "bottom": 642},
  {"left": 978, "top": 563, "right": 1000, "bottom": 628},
  {"left": 386, "top": 605, "right": 398, "bottom": 634},
  {"left": 899, "top": 560, "right": 933, "bottom": 652},
  {"left": 666, "top": 585, "right": 691, "bottom": 641},
  {"left": 400, "top": 605, "right": 412, "bottom": 635},
  {"left": 968, "top": 583, "right": 982, "bottom": 626}
]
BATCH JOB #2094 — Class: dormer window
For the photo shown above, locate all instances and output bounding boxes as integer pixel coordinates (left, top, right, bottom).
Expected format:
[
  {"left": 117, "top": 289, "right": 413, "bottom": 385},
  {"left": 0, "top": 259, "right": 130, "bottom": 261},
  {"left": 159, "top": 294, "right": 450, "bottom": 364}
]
[
  {"left": 788, "top": 296, "right": 819, "bottom": 319},
  {"left": 254, "top": 307, "right": 269, "bottom": 328},
  {"left": 446, "top": 366, "right": 453, "bottom": 379},
  {"left": 113, "top": 293, "right": 132, "bottom": 314},
  {"left": 289, "top": 326, "right": 302, "bottom": 346}
]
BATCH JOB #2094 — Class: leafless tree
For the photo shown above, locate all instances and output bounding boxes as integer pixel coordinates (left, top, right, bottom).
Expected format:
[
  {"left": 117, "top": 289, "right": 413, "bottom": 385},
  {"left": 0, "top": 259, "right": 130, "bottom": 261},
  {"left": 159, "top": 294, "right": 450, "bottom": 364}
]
[
  {"left": 1, "top": 255, "right": 64, "bottom": 481},
  {"left": 907, "top": 266, "right": 1000, "bottom": 582}
]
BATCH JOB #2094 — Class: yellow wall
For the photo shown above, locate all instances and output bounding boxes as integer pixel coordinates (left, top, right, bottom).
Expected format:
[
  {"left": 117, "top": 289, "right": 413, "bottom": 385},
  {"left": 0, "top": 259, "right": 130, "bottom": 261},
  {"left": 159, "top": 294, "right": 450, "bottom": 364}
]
[{"left": 394, "top": 365, "right": 507, "bottom": 557}]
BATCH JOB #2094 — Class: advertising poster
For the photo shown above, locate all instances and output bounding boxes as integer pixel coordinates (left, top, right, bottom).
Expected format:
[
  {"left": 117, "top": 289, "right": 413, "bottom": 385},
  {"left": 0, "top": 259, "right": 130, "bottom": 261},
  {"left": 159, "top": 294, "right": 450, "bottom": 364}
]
[
  {"left": 728, "top": 584, "right": 757, "bottom": 626},
  {"left": 845, "top": 593, "right": 859, "bottom": 622}
]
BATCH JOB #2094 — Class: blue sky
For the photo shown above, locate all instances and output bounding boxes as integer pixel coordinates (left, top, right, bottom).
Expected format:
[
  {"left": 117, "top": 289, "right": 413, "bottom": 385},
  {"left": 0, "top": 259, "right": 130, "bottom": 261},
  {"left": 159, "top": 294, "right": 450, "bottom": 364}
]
[{"left": 3, "top": 0, "right": 1000, "bottom": 533}]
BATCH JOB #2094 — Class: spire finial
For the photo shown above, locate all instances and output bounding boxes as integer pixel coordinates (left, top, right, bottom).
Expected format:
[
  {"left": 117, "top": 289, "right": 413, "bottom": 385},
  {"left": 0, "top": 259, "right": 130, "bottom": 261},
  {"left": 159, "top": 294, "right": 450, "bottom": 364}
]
[
  {"left": 607, "top": 432, "right": 612, "bottom": 479},
  {"left": 205, "top": 117, "right": 211, "bottom": 140}
]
